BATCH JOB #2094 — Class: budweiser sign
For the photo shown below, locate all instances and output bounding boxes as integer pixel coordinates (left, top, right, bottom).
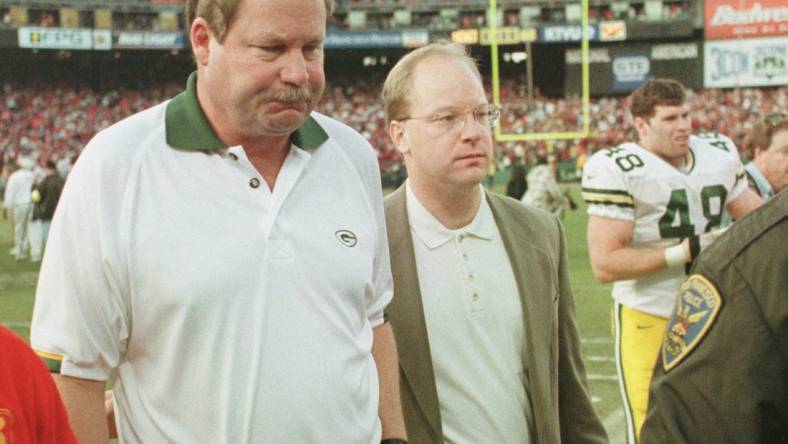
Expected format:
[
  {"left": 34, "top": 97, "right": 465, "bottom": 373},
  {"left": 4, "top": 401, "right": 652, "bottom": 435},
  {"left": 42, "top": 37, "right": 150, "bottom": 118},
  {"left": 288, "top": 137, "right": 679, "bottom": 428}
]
[{"left": 705, "top": 0, "right": 788, "bottom": 39}]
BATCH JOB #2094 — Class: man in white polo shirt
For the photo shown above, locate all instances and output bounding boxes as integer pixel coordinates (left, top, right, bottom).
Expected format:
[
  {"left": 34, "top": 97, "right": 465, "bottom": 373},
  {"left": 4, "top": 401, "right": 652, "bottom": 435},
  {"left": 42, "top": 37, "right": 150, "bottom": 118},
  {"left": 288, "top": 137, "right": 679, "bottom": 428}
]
[
  {"left": 381, "top": 43, "right": 606, "bottom": 443},
  {"left": 30, "top": 0, "right": 406, "bottom": 442}
]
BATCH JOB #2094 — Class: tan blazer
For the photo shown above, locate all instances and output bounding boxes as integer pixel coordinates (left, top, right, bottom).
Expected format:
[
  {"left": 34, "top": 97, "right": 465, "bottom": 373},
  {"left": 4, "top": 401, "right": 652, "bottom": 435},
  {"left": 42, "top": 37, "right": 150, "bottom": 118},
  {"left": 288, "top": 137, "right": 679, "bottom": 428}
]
[{"left": 384, "top": 185, "right": 608, "bottom": 444}]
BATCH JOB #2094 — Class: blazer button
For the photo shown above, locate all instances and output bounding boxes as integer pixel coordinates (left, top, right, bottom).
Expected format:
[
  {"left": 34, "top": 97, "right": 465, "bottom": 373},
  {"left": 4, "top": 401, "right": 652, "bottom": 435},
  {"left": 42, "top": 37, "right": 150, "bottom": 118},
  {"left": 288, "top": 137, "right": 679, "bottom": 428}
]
[{"left": 249, "top": 178, "right": 261, "bottom": 189}]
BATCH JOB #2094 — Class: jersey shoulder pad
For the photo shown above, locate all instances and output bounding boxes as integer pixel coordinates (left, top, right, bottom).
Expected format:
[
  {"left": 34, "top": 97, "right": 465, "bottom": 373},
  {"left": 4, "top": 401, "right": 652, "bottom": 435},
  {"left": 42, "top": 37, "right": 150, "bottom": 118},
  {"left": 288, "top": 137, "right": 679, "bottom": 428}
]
[
  {"left": 690, "top": 134, "right": 744, "bottom": 172},
  {"left": 584, "top": 148, "right": 625, "bottom": 180},
  {"left": 691, "top": 133, "right": 739, "bottom": 157},
  {"left": 582, "top": 145, "right": 635, "bottom": 210}
]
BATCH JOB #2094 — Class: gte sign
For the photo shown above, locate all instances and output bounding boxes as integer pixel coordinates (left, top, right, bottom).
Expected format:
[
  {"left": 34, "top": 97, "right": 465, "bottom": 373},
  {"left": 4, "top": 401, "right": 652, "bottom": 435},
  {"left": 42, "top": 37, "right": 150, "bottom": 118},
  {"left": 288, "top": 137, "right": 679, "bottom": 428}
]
[
  {"left": 705, "top": 0, "right": 788, "bottom": 39},
  {"left": 613, "top": 56, "right": 650, "bottom": 81},
  {"left": 613, "top": 53, "right": 651, "bottom": 91}
]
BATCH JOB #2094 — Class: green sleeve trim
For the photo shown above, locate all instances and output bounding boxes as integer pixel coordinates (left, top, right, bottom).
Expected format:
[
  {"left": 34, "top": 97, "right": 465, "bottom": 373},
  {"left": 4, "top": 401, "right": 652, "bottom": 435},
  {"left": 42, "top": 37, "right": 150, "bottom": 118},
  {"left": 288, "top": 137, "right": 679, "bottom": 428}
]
[{"left": 581, "top": 187, "right": 632, "bottom": 196}]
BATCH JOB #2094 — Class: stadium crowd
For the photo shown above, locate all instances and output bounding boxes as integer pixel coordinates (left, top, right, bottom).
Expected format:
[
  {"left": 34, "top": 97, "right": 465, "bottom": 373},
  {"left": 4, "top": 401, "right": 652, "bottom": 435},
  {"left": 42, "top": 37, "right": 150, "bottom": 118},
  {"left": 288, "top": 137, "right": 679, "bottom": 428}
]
[
  {"left": 1, "top": 76, "right": 786, "bottom": 180},
  {"left": 2, "top": 0, "right": 691, "bottom": 32}
]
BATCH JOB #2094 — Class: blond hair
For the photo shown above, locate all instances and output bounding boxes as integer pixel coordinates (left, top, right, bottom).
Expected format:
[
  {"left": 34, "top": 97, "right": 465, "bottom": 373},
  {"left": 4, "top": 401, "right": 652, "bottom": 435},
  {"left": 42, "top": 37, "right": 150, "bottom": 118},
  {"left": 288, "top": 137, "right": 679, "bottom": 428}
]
[
  {"left": 185, "top": 0, "right": 335, "bottom": 43},
  {"left": 382, "top": 42, "right": 481, "bottom": 125}
]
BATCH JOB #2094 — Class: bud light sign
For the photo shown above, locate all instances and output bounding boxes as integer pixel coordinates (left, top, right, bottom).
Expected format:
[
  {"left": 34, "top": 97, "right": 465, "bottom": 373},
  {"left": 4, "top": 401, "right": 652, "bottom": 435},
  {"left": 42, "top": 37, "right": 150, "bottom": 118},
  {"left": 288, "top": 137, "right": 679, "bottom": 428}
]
[{"left": 613, "top": 53, "right": 651, "bottom": 91}]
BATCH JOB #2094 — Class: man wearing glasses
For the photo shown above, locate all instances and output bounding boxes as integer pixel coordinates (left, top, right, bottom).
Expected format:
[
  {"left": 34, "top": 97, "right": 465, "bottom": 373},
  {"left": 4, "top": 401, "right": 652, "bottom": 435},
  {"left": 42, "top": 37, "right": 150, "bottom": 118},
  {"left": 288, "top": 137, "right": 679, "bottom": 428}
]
[{"left": 380, "top": 43, "right": 607, "bottom": 444}]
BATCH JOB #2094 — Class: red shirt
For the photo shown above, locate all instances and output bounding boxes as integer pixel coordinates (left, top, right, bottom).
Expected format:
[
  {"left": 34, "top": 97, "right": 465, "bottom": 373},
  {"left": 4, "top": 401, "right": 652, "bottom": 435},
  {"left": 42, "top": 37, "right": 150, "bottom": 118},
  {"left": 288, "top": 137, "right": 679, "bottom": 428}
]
[{"left": 0, "top": 327, "right": 77, "bottom": 444}]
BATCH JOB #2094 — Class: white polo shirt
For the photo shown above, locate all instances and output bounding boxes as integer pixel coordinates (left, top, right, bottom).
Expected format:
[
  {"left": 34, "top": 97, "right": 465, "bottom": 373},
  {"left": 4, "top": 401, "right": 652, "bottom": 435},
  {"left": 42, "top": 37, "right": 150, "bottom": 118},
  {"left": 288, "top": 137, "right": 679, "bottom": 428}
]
[
  {"left": 405, "top": 182, "right": 533, "bottom": 444},
  {"left": 31, "top": 73, "right": 393, "bottom": 443}
]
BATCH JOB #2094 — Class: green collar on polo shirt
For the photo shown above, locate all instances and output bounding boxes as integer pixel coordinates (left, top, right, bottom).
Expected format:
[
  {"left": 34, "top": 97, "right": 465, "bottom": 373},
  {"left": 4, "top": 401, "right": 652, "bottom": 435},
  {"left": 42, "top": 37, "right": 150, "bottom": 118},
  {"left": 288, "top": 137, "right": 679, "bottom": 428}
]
[{"left": 165, "top": 72, "right": 328, "bottom": 152}]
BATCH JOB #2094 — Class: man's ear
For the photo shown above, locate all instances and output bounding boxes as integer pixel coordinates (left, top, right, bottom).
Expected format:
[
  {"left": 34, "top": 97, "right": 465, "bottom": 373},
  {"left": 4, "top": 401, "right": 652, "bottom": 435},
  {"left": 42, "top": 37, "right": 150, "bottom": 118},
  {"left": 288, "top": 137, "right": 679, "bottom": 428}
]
[
  {"left": 190, "top": 17, "right": 213, "bottom": 67},
  {"left": 389, "top": 121, "right": 411, "bottom": 156},
  {"left": 634, "top": 116, "right": 649, "bottom": 140},
  {"left": 753, "top": 146, "right": 767, "bottom": 161}
]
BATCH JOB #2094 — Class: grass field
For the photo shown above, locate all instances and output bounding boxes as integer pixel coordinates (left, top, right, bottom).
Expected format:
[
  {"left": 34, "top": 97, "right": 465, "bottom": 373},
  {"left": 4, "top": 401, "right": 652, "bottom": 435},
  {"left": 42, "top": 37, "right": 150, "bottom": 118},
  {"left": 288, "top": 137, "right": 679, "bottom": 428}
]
[{"left": 0, "top": 184, "right": 625, "bottom": 441}]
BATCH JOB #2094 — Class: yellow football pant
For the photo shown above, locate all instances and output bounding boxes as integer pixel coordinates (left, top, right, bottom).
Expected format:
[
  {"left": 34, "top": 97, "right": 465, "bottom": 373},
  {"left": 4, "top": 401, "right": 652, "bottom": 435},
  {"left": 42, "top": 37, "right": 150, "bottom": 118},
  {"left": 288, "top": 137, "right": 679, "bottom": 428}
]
[{"left": 614, "top": 303, "right": 668, "bottom": 444}]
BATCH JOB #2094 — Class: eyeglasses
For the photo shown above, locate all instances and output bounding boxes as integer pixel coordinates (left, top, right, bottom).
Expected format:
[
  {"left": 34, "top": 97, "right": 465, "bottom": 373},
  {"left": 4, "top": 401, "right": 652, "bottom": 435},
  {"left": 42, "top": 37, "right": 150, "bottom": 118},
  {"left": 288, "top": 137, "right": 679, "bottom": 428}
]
[{"left": 398, "top": 104, "right": 501, "bottom": 132}]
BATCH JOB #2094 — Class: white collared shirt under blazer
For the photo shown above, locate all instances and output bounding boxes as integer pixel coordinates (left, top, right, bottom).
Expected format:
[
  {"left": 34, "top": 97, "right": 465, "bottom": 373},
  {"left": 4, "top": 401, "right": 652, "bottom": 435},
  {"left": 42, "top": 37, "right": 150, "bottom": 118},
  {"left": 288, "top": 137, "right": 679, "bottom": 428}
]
[{"left": 405, "top": 182, "right": 533, "bottom": 444}]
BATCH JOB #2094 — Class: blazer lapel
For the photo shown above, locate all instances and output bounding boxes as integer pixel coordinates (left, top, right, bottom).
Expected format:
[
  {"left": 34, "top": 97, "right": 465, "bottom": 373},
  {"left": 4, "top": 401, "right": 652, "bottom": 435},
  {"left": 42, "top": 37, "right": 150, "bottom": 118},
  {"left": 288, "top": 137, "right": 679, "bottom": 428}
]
[
  {"left": 487, "top": 193, "right": 556, "bottom": 439},
  {"left": 488, "top": 193, "right": 555, "bottom": 345},
  {"left": 385, "top": 185, "right": 443, "bottom": 437}
]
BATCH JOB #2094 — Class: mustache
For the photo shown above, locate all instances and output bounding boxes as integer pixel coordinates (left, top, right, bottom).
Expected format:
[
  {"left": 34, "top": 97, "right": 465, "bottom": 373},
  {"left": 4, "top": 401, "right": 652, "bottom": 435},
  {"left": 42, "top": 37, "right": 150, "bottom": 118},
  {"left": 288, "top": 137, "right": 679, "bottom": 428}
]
[{"left": 259, "top": 87, "right": 313, "bottom": 104}]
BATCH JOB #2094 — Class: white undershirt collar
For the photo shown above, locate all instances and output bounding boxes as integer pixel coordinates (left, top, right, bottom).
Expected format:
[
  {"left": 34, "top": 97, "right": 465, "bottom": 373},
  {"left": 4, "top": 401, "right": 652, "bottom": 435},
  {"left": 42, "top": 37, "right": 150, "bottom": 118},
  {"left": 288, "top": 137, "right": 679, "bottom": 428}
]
[{"left": 405, "top": 180, "right": 495, "bottom": 249}]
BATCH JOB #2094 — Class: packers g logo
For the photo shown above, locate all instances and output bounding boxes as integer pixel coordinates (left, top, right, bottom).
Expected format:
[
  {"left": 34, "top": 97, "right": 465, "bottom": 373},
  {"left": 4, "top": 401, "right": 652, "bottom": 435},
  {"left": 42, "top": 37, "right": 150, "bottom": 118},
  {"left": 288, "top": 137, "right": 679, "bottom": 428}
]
[
  {"left": 662, "top": 274, "right": 723, "bottom": 371},
  {"left": 335, "top": 230, "right": 358, "bottom": 248}
]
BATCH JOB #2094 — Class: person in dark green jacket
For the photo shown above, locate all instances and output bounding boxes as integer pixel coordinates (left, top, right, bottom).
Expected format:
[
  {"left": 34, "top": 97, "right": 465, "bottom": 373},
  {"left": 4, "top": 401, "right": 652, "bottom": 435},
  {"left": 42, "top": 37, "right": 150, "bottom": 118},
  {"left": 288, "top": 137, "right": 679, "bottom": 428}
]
[{"left": 641, "top": 190, "right": 787, "bottom": 443}]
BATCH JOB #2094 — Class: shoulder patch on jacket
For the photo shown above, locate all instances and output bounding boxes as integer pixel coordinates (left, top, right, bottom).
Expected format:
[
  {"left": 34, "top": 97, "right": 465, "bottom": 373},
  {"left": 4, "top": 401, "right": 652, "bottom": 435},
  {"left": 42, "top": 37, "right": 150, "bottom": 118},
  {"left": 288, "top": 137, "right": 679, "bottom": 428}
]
[{"left": 662, "top": 274, "right": 723, "bottom": 372}]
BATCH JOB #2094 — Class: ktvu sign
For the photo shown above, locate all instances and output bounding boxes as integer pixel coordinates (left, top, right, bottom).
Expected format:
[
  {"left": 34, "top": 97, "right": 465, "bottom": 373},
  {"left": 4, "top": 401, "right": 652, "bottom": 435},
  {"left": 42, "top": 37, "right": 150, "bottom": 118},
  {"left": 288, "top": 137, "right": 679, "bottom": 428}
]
[{"left": 613, "top": 53, "right": 651, "bottom": 91}]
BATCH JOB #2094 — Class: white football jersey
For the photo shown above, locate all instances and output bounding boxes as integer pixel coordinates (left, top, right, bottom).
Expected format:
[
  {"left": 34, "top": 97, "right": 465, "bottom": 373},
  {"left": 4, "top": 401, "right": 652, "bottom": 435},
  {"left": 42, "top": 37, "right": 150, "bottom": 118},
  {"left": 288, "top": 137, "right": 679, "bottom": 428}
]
[{"left": 582, "top": 133, "right": 748, "bottom": 317}]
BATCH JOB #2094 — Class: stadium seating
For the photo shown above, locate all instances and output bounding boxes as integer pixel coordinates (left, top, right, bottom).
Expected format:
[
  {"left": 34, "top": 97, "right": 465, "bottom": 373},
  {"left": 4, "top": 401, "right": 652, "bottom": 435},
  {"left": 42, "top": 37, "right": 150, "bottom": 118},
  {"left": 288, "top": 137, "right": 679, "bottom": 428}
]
[{"left": 2, "top": 74, "right": 785, "bottom": 178}]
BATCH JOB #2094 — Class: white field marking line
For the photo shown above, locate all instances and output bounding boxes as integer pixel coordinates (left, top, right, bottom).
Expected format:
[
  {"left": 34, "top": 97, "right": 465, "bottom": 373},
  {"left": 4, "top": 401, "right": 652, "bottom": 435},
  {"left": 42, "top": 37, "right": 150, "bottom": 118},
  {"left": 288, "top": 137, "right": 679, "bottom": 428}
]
[
  {"left": 587, "top": 373, "right": 618, "bottom": 381},
  {"left": 582, "top": 337, "right": 614, "bottom": 344},
  {"left": 585, "top": 355, "right": 616, "bottom": 362},
  {"left": 603, "top": 407, "right": 627, "bottom": 444}
]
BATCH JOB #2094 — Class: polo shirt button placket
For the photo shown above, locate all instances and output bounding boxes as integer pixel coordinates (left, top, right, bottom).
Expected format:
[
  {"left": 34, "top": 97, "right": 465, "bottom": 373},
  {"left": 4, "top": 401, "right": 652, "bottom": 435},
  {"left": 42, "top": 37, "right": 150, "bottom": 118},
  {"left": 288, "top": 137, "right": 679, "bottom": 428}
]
[
  {"left": 249, "top": 177, "right": 261, "bottom": 189},
  {"left": 228, "top": 152, "right": 238, "bottom": 161}
]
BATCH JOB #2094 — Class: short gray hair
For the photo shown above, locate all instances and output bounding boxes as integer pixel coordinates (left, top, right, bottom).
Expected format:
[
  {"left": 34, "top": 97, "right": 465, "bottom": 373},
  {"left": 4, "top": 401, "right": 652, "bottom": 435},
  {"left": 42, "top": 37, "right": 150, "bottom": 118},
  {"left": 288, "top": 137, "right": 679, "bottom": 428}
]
[{"left": 185, "top": 0, "right": 335, "bottom": 43}]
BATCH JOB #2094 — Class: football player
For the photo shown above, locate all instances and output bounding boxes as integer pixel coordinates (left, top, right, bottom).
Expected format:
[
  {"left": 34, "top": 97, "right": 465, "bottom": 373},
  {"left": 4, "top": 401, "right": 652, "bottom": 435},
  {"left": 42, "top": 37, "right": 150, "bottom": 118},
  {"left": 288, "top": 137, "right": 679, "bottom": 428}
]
[{"left": 581, "top": 78, "right": 763, "bottom": 444}]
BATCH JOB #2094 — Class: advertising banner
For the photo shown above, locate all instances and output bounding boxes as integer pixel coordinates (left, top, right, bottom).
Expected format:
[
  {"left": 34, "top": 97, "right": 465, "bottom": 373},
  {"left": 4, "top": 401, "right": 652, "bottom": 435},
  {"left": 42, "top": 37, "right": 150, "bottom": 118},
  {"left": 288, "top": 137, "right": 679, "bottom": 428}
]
[
  {"left": 599, "top": 21, "right": 627, "bottom": 41},
  {"left": 540, "top": 24, "right": 598, "bottom": 42},
  {"left": 651, "top": 42, "right": 699, "bottom": 60},
  {"left": 565, "top": 41, "right": 703, "bottom": 95},
  {"left": 19, "top": 27, "right": 93, "bottom": 50},
  {"left": 93, "top": 30, "right": 111, "bottom": 50},
  {"left": 18, "top": 27, "right": 112, "bottom": 50},
  {"left": 626, "top": 18, "right": 693, "bottom": 39},
  {"left": 325, "top": 30, "right": 428, "bottom": 48},
  {"left": 612, "top": 51, "right": 651, "bottom": 91},
  {"left": 704, "top": 36, "right": 788, "bottom": 87},
  {"left": 114, "top": 31, "right": 184, "bottom": 49},
  {"left": 479, "top": 26, "right": 537, "bottom": 45},
  {"left": 451, "top": 29, "right": 480, "bottom": 45},
  {"left": 705, "top": 0, "right": 788, "bottom": 40}
]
